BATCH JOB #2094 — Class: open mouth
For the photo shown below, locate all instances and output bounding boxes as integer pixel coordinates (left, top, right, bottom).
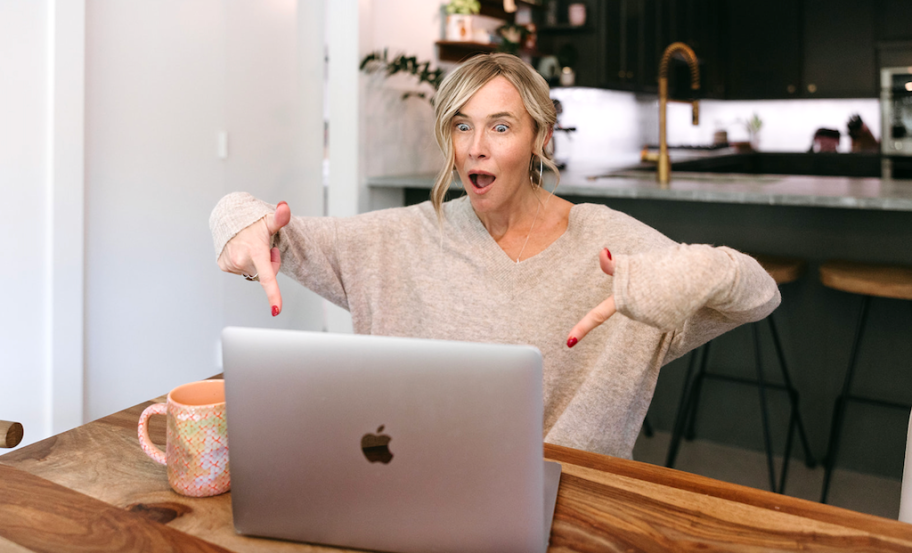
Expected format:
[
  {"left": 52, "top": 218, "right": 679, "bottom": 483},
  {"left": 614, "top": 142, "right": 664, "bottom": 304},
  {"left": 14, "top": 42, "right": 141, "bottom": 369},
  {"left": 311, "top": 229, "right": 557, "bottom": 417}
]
[{"left": 468, "top": 171, "right": 496, "bottom": 190}]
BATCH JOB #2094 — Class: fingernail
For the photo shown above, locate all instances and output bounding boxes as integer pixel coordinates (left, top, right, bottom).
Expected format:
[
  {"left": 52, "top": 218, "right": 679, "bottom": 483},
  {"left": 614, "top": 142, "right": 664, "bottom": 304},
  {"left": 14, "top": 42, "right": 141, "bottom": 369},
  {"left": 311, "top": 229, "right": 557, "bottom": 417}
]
[
  {"left": 272, "top": 305, "right": 279, "bottom": 317},
  {"left": 604, "top": 248, "right": 612, "bottom": 260},
  {"left": 278, "top": 201, "right": 287, "bottom": 207},
  {"left": 567, "top": 337, "right": 578, "bottom": 348}
]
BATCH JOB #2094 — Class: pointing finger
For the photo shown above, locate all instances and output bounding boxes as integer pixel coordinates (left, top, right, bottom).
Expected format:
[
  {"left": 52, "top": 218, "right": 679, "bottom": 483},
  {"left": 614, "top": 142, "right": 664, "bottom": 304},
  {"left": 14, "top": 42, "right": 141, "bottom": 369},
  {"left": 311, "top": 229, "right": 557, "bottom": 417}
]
[
  {"left": 567, "top": 295, "right": 616, "bottom": 348},
  {"left": 270, "top": 247, "right": 281, "bottom": 276},
  {"left": 251, "top": 247, "right": 283, "bottom": 317}
]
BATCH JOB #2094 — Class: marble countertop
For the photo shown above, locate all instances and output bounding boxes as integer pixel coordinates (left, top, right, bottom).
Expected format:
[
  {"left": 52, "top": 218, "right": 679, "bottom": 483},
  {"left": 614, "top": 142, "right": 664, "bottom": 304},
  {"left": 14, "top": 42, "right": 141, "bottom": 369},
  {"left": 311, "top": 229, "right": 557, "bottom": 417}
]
[{"left": 368, "top": 167, "right": 912, "bottom": 212}]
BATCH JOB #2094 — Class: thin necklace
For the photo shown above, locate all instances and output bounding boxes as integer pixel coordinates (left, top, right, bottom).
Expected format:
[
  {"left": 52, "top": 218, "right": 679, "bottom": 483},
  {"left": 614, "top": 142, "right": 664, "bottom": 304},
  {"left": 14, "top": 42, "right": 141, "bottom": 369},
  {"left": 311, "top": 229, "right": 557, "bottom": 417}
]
[
  {"left": 514, "top": 187, "right": 555, "bottom": 263},
  {"left": 514, "top": 199, "right": 542, "bottom": 263}
]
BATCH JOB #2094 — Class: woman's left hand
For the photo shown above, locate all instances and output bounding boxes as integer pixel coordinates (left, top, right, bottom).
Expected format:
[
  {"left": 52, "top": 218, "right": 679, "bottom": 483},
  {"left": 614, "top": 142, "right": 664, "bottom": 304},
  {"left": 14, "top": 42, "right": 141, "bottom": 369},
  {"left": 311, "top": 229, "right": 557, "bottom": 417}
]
[{"left": 567, "top": 248, "right": 615, "bottom": 348}]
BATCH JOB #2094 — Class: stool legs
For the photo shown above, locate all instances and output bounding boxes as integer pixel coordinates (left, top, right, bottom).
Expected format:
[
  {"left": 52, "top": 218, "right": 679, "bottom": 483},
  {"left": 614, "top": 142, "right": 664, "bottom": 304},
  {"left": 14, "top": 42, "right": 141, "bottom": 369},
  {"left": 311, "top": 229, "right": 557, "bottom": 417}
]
[
  {"left": 683, "top": 342, "right": 711, "bottom": 441},
  {"left": 666, "top": 313, "right": 816, "bottom": 494},
  {"left": 665, "top": 345, "right": 704, "bottom": 468},
  {"left": 767, "top": 315, "right": 816, "bottom": 470},
  {"left": 642, "top": 415, "right": 654, "bottom": 438},
  {"left": 821, "top": 295, "right": 871, "bottom": 504},
  {"left": 754, "top": 324, "right": 777, "bottom": 492}
]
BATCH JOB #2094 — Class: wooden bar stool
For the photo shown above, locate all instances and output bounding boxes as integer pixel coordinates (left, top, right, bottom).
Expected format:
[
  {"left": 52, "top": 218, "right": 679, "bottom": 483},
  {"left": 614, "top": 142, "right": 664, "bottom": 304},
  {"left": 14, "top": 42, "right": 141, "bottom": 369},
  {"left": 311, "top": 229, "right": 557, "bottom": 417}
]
[
  {"left": 820, "top": 260, "right": 912, "bottom": 503},
  {"left": 666, "top": 254, "right": 816, "bottom": 493},
  {"left": 1, "top": 420, "right": 23, "bottom": 449}
]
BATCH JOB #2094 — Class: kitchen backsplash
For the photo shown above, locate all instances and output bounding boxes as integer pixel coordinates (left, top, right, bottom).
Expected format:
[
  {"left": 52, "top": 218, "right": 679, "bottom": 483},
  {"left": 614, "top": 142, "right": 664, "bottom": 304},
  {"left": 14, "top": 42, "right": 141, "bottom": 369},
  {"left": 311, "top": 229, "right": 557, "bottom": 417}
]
[
  {"left": 550, "top": 87, "right": 880, "bottom": 171},
  {"left": 549, "top": 88, "right": 645, "bottom": 174}
]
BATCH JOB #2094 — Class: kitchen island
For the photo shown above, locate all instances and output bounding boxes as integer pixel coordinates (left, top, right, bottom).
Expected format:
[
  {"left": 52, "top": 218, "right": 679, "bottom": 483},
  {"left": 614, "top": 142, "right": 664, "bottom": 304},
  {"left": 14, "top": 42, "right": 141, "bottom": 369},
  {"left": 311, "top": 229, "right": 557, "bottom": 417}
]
[
  {"left": 368, "top": 169, "right": 912, "bottom": 212},
  {"left": 368, "top": 170, "right": 912, "bottom": 486}
]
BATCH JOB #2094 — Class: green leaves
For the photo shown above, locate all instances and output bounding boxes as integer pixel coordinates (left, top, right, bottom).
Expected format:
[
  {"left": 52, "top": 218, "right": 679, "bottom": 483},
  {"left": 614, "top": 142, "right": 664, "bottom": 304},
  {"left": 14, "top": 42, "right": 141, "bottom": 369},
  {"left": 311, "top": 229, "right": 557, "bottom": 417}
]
[
  {"left": 360, "top": 49, "right": 445, "bottom": 105},
  {"left": 445, "top": 0, "right": 481, "bottom": 15}
]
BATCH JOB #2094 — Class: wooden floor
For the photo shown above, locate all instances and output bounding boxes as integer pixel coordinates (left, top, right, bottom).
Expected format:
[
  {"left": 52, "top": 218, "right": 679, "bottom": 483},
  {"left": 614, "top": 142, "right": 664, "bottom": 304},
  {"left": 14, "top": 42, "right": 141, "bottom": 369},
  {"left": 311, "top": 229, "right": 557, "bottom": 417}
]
[{"left": 633, "top": 430, "right": 903, "bottom": 520}]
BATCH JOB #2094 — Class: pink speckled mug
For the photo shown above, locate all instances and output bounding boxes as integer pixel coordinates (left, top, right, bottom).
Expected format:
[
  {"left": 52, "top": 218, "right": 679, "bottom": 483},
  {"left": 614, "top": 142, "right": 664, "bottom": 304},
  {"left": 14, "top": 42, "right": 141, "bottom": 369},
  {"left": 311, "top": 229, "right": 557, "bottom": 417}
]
[{"left": 138, "top": 379, "right": 230, "bottom": 497}]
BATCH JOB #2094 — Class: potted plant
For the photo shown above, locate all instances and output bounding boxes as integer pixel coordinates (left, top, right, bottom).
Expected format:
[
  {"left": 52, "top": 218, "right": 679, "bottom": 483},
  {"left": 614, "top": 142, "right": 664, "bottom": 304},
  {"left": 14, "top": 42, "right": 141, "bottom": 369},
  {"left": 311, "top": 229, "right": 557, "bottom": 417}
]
[
  {"left": 496, "top": 22, "right": 529, "bottom": 55},
  {"left": 445, "top": 0, "right": 481, "bottom": 42}
]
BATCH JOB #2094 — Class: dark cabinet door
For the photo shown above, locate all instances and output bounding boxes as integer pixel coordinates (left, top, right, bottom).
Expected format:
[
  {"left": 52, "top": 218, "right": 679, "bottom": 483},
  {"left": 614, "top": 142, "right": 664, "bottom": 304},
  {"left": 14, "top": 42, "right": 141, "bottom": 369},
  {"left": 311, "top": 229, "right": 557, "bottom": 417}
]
[
  {"left": 724, "top": 0, "right": 802, "bottom": 99},
  {"left": 611, "top": 0, "right": 641, "bottom": 90},
  {"left": 611, "top": 0, "right": 660, "bottom": 92},
  {"left": 803, "top": 0, "right": 876, "bottom": 98},
  {"left": 665, "top": 0, "right": 725, "bottom": 100},
  {"left": 536, "top": 0, "right": 605, "bottom": 88},
  {"left": 637, "top": 0, "right": 660, "bottom": 93}
]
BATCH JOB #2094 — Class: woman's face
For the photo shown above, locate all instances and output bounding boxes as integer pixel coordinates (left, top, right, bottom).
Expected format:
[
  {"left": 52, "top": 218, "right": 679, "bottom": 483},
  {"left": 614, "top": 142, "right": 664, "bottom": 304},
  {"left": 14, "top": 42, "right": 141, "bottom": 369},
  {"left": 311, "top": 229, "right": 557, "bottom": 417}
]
[{"left": 452, "top": 76, "right": 542, "bottom": 216}]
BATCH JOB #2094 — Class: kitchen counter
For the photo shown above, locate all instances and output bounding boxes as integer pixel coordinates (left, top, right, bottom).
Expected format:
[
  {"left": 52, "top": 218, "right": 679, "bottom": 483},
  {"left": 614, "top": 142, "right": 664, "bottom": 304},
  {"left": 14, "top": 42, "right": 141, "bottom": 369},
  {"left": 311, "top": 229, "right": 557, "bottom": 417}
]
[{"left": 368, "top": 169, "right": 912, "bottom": 212}]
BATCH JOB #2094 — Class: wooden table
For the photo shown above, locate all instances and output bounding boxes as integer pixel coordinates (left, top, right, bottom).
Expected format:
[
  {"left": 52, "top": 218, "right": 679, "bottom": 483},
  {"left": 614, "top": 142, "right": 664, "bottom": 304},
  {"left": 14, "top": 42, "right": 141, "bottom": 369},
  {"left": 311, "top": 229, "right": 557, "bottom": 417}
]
[{"left": 3, "top": 395, "right": 912, "bottom": 552}]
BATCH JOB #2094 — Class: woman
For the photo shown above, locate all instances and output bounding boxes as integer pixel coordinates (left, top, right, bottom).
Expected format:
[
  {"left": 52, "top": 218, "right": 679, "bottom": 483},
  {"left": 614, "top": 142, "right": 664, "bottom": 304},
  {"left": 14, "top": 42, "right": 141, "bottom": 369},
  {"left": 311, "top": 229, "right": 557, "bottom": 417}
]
[{"left": 210, "top": 53, "right": 779, "bottom": 459}]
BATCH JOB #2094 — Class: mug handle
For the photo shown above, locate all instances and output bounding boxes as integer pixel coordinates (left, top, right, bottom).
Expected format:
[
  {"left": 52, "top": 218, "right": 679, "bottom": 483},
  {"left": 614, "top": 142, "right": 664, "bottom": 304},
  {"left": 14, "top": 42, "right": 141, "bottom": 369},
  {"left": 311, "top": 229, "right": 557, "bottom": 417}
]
[{"left": 138, "top": 403, "right": 167, "bottom": 465}]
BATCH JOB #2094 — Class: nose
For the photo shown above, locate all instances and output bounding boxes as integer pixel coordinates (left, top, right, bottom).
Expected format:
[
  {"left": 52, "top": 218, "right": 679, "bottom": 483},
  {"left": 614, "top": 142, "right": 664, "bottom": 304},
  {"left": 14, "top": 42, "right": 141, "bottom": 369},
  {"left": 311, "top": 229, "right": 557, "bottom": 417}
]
[{"left": 467, "top": 129, "right": 488, "bottom": 159}]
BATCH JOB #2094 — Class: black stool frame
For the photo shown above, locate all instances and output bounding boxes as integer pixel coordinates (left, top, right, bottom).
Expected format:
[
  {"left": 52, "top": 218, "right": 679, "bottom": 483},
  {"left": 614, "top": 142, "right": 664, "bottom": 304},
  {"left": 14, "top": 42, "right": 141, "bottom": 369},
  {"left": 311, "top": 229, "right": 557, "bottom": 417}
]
[
  {"left": 820, "top": 295, "right": 912, "bottom": 504},
  {"left": 666, "top": 313, "right": 816, "bottom": 494}
]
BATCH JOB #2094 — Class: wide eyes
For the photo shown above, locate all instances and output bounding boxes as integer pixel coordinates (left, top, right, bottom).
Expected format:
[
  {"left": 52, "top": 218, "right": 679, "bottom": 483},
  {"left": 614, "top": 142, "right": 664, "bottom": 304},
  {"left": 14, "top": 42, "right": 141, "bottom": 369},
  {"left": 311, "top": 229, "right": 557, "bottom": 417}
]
[{"left": 454, "top": 122, "right": 510, "bottom": 133}]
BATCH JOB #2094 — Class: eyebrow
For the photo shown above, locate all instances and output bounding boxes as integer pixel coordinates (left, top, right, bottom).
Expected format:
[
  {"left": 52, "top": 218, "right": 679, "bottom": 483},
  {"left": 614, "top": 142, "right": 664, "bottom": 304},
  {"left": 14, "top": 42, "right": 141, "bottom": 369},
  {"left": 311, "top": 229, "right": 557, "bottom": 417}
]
[{"left": 454, "top": 110, "right": 518, "bottom": 121}]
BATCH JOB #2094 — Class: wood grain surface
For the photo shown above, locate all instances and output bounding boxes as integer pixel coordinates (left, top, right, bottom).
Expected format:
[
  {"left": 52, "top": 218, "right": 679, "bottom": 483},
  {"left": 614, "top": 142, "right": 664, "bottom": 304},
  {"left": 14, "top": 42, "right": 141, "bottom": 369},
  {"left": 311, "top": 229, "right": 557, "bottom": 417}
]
[
  {"left": 0, "top": 464, "right": 230, "bottom": 553},
  {"left": 3, "top": 396, "right": 912, "bottom": 552},
  {"left": 545, "top": 444, "right": 912, "bottom": 552},
  {"left": 820, "top": 260, "right": 912, "bottom": 300},
  {"left": 0, "top": 420, "right": 23, "bottom": 449},
  {"left": 753, "top": 254, "right": 806, "bottom": 286}
]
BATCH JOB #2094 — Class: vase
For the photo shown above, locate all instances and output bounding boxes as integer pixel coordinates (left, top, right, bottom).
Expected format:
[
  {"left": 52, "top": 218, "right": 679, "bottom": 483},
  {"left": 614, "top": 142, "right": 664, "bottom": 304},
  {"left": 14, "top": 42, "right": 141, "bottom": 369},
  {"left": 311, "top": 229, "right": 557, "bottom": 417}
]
[{"left": 446, "top": 14, "right": 474, "bottom": 41}]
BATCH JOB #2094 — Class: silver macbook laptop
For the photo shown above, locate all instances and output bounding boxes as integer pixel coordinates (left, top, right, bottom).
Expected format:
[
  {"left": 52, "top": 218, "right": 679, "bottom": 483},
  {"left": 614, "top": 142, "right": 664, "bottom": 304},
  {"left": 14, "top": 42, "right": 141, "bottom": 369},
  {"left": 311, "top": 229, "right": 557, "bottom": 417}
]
[{"left": 221, "top": 327, "right": 561, "bottom": 553}]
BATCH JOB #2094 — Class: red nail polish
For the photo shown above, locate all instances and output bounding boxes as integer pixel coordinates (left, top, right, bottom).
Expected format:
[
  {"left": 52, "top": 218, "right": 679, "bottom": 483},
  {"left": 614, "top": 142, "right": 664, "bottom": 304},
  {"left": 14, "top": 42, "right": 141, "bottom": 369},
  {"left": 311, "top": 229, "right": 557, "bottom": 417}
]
[
  {"left": 605, "top": 248, "right": 612, "bottom": 260},
  {"left": 272, "top": 305, "right": 279, "bottom": 317},
  {"left": 567, "top": 337, "right": 578, "bottom": 348}
]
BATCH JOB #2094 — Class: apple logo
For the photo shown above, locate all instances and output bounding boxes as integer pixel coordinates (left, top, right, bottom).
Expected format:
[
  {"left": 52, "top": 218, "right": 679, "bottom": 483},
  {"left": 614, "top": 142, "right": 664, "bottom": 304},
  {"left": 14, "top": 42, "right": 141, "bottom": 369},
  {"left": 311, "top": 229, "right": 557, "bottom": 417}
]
[{"left": 360, "top": 425, "right": 393, "bottom": 464}]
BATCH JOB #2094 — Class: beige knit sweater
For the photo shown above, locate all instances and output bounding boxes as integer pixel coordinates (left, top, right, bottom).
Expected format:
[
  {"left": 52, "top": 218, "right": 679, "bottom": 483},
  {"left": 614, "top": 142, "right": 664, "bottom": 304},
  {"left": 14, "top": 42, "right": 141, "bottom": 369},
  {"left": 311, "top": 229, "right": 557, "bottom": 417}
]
[{"left": 211, "top": 193, "right": 780, "bottom": 459}]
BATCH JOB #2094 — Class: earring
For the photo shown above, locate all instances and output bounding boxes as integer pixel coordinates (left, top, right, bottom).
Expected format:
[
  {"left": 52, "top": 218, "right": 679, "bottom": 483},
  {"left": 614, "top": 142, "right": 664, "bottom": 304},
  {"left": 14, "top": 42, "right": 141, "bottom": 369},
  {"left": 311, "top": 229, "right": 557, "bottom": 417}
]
[
  {"left": 539, "top": 156, "right": 544, "bottom": 188},
  {"left": 529, "top": 155, "right": 543, "bottom": 188}
]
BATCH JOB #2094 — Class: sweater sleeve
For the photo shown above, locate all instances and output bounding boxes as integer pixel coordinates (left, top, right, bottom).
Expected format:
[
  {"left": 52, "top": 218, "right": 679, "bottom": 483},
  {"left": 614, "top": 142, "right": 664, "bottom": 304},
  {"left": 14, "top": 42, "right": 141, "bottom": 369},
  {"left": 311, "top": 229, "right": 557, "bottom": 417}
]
[
  {"left": 612, "top": 244, "right": 781, "bottom": 364},
  {"left": 209, "top": 192, "right": 349, "bottom": 309}
]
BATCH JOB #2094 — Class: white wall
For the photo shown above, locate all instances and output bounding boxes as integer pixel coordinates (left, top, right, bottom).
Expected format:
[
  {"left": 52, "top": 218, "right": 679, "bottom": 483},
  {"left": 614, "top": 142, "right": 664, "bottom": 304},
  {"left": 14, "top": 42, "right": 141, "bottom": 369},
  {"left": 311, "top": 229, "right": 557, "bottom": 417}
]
[
  {"left": 84, "top": 0, "right": 228, "bottom": 421},
  {"left": 0, "top": 2, "right": 50, "bottom": 444},
  {"left": 1, "top": 1, "right": 328, "bottom": 448},
  {"left": 84, "top": 0, "right": 326, "bottom": 422},
  {"left": 221, "top": 1, "right": 325, "bottom": 332},
  {"left": 360, "top": 0, "right": 444, "bottom": 184}
]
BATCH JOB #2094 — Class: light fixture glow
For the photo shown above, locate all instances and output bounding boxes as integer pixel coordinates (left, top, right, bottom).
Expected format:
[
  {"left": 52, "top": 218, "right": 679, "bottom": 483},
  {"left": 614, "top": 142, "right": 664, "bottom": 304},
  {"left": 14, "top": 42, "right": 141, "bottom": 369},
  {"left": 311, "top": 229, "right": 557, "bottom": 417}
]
[{"left": 906, "top": 82, "right": 912, "bottom": 92}]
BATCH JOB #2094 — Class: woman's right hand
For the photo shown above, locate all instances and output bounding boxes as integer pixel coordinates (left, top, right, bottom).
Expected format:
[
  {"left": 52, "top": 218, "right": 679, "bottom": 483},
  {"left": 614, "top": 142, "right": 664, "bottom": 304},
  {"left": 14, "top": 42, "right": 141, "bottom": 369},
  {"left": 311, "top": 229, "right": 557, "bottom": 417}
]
[{"left": 217, "top": 201, "right": 291, "bottom": 316}]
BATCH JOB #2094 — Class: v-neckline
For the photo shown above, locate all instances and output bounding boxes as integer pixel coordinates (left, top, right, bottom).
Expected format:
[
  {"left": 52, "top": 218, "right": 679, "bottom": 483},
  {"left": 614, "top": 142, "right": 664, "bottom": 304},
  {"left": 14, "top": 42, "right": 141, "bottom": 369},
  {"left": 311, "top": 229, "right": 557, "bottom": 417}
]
[{"left": 456, "top": 197, "right": 579, "bottom": 269}]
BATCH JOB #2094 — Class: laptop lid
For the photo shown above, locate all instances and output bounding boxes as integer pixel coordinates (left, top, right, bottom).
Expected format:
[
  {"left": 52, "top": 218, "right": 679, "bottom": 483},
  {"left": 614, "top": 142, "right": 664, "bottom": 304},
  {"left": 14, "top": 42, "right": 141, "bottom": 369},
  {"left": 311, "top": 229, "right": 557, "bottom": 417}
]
[{"left": 222, "top": 327, "right": 556, "bottom": 553}]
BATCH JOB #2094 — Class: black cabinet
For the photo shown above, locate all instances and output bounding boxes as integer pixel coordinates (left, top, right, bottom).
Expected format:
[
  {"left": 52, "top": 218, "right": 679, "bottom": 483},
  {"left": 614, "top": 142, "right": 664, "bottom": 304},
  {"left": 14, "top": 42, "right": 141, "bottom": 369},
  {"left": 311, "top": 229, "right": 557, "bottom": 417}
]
[
  {"left": 724, "top": 0, "right": 802, "bottom": 99},
  {"left": 553, "top": 0, "right": 725, "bottom": 97},
  {"left": 589, "top": 0, "right": 665, "bottom": 92},
  {"left": 665, "top": 0, "right": 726, "bottom": 99},
  {"left": 537, "top": 0, "right": 606, "bottom": 88},
  {"left": 533, "top": 0, "right": 904, "bottom": 99},
  {"left": 802, "top": 0, "right": 876, "bottom": 98}
]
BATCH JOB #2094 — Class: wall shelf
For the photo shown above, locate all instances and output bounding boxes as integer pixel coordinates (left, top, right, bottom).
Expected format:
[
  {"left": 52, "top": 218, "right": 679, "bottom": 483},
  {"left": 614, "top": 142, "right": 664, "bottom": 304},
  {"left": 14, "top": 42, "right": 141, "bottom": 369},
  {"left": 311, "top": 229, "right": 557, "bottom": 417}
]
[
  {"left": 436, "top": 41, "right": 497, "bottom": 62},
  {"left": 538, "top": 24, "right": 595, "bottom": 33}
]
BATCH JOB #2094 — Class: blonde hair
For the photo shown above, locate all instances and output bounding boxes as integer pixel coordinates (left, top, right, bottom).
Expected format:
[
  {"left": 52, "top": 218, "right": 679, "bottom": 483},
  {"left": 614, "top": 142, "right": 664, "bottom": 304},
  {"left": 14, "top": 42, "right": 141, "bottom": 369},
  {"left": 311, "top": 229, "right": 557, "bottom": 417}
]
[{"left": 431, "top": 53, "right": 559, "bottom": 218}]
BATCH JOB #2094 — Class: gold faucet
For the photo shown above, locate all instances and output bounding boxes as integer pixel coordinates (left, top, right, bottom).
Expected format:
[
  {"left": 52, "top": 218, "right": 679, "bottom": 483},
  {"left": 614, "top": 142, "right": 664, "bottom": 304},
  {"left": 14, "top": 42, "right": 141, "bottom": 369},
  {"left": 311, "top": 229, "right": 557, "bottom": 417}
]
[{"left": 641, "top": 42, "right": 701, "bottom": 187}]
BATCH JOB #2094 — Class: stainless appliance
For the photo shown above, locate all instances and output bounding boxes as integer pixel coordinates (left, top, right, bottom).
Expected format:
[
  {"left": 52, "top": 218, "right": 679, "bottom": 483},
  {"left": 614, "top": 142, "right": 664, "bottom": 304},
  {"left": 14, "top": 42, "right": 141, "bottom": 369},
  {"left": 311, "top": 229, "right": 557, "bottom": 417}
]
[
  {"left": 881, "top": 67, "right": 912, "bottom": 155},
  {"left": 880, "top": 67, "right": 912, "bottom": 178}
]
